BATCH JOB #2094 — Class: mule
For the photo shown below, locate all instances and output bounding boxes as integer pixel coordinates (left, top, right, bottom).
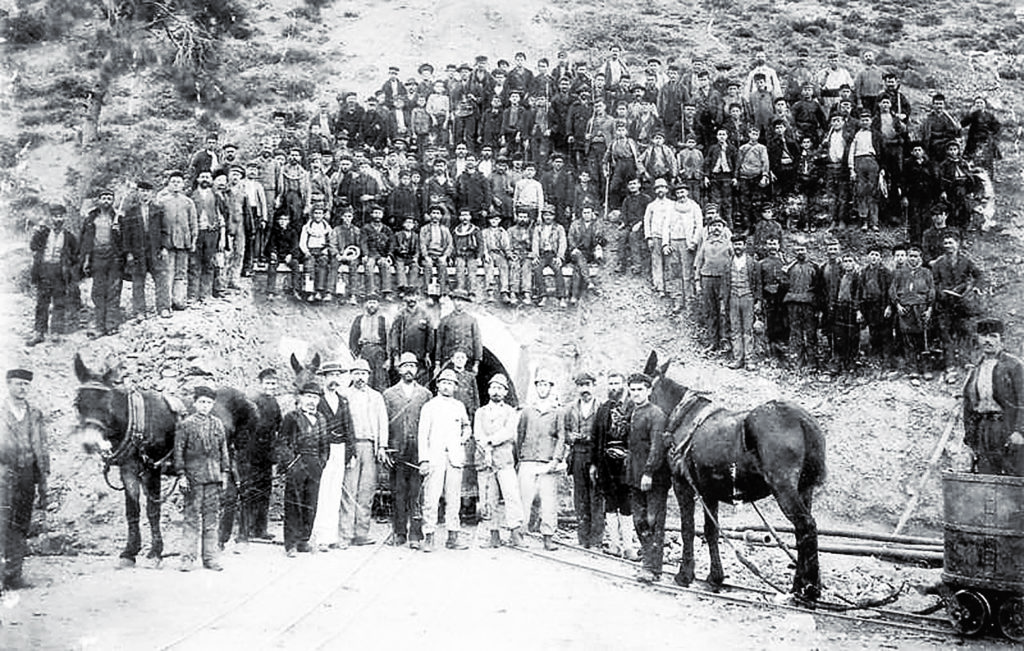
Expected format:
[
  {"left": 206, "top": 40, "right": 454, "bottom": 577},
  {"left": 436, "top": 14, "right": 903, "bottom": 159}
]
[
  {"left": 644, "top": 351, "right": 826, "bottom": 600},
  {"left": 73, "top": 353, "right": 260, "bottom": 566},
  {"left": 289, "top": 352, "right": 322, "bottom": 390}
]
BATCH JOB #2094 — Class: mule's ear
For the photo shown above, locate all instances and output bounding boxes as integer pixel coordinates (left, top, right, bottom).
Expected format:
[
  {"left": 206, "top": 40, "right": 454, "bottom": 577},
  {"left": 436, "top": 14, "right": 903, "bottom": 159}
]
[
  {"left": 658, "top": 359, "right": 671, "bottom": 377},
  {"left": 643, "top": 350, "right": 658, "bottom": 376},
  {"left": 290, "top": 353, "right": 302, "bottom": 375},
  {"left": 309, "top": 352, "right": 321, "bottom": 374},
  {"left": 73, "top": 352, "right": 91, "bottom": 384}
]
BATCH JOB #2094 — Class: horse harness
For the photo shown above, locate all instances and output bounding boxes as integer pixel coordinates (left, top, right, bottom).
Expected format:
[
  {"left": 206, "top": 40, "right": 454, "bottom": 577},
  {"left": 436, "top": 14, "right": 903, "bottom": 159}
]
[{"left": 78, "top": 382, "right": 181, "bottom": 475}]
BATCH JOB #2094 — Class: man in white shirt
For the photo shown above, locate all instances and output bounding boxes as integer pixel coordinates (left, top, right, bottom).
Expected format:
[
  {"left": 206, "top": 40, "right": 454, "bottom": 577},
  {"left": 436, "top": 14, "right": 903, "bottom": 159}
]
[
  {"left": 418, "top": 368, "right": 472, "bottom": 551},
  {"left": 663, "top": 185, "right": 704, "bottom": 314},
  {"left": 642, "top": 178, "right": 676, "bottom": 297},
  {"left": 338, "top": 358, "right": 388, "bottom": 547}
]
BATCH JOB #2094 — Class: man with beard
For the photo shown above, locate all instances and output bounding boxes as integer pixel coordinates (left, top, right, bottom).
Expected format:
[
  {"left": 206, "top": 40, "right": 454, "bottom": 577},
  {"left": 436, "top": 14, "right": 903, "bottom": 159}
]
[
  {"left": 276, "top": 148, "right": 312, "bottom": 224},
  {"left": 643, "top": 178, "right": 676, "bottom": 299},
  {"left": 389, "top": 285, "right": 435, "bottom": 384},
  {"left": 592, "top": 372, "right": 637, "bottom": 559},
  {"left": 508, "top": 209, "right": 534, "bottom": 305},
  {"left": 474, "top": 373, "right": 525, "bottom": 548},
  {"left": 79, "top": 188, "right": 124, "bottom": 336},
  {"left": 564, "top": 372, "right": 603, "bottom": 548},
  {"left": 339, "top": 359, "right": 388, "bottom": 547},
  {"left": 517, "top": 368, "right": 566, "bottom": 552},
  {"left": 310, "top": 361, "right": 355, "bottom": 551},
  {"left": 759, "top": 236, "right": 789, "bottom": 362},
  {"left": 188, "top": 170, "right": 225, "bottom": 303},
  {"left": 963, "top": 318, "right": 1024, "bottom": 476},
  {"left": 335, "top": 92, "right": 365, "bottom": 144},
  {"left": 349, "top": 294, "right": 389, "bottom": 391},
  {"left": 418, "top": 368, "right": 472, "bottom": 551},
  {"left": 382, "top": 353, "right": 433, "bottom": 548},
  {"left": 627, "top": 372, "right": 669, "bottom": 583}
]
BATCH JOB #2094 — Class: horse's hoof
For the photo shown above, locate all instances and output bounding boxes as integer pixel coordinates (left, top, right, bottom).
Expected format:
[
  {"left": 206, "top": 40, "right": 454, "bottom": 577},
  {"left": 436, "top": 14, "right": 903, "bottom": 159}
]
[
  {"left": 707, "top": 573, "right": 725, "bottom": 587},
  {"left": 674, "top": 573, "right": 693, "bottom": 587},
  {"left": 117, "top": 558, "right": 136, "bottom": 569}
]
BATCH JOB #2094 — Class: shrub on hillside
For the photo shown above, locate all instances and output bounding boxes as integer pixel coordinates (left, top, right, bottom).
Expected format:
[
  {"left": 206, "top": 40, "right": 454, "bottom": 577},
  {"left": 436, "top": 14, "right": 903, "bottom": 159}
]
[
  {"left": 790, "top": 16, "right": 832, "bottom": 37},
  {"left": 3, "top": 11, "right": 51, "bottom": 45}
]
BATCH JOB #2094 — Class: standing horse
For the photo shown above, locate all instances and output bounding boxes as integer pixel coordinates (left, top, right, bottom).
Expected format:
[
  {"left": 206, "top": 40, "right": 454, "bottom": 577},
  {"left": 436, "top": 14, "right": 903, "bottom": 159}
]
[
  {"left": 644, "top": 351, "right": 826, "bottom": 601},
  {"left": 73, "top": 353, "right": 260, "bottom": 566}
]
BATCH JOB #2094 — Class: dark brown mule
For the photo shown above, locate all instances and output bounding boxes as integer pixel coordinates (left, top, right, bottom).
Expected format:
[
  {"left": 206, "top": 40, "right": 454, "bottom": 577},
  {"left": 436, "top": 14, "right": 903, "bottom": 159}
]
[
  {"left": 644, "top": 351, "right": 827, "bottom": 600},
  {"left": 73, "top": 353, "right": 261, "bottom": 566}
]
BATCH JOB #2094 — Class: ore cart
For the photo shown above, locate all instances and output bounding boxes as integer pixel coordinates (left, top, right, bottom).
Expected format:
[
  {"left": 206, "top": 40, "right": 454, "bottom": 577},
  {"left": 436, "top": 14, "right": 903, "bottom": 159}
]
[{"left": 942, "top": 471, "right": 1024, "bottom": 640}]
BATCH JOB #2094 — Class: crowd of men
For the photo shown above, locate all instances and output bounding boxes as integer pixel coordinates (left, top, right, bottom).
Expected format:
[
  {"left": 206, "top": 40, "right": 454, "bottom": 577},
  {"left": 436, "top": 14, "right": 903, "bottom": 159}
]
[
  {"left": 4, "top": 312, "right": 1022, "bottom": 586},
  {"left": 27, "top": 44, "right": 999, "bottom": 380}
]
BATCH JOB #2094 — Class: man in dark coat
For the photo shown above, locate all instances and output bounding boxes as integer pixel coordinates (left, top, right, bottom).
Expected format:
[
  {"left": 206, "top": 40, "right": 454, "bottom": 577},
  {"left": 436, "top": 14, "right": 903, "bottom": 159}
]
[
  {"left": 931, "top": 232, "right": 982, "bottom": 373},
  {"left": 382, "top": 353, "right": 433, "bottom": 548},
  {"left": 120, "top": 180, "right": 171, "bottom": 319},
  {"left": 592, "top": 372, "right": 637, "bottom": 559},
  {"left": 349, "top": 295, "right": 389, "bottom": 392},
  {"left": 389, "top": 286, "right": 435, "bottom": 384},
  {"left": 963, "top": 318, "right": 1024, "bottom": 476},
  {"left": 626, "top": 372, "right": 669, "bottom": 583},
  {"left": 564, "top": 372, "right": 604, "bottom": 548},
  {"left": 28, "top": 204, "right": 79, "bottom": 345},
  {"left": 80, "top": 188, "right": 124, "bottom": 336},
  {"left": 248, "top": 369, "right": 282, "bottom": 540},
  {"left": 435, "top": 290, "right": 482, "bottom": 374},
  {"left": 1, "top": 368, "right": 49, "bottom": 589}
]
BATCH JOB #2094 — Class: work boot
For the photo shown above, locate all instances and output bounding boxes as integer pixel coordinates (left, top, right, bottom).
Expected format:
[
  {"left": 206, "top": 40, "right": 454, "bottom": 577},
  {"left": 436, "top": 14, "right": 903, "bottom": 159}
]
[
  {"left": 422, "top": 533, "right": 434, "bottom": 553},
  {"left": 446, "top": 531, "right": 468, "bottom": 550},
  {"left": 489, "top": 530, "right": 502, "bottom": 548},
  {"left": 509, "top": 527, "right": 523, "bottom": 548},
  {"left": 543, "top": 535, "right": 558, "bottom": 552}
]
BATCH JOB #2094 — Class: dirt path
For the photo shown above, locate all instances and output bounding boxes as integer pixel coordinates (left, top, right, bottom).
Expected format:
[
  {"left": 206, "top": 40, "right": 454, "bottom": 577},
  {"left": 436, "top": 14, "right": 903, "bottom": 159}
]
[{"left": 0, "top": 524, "right": 977, "bottom": 651}]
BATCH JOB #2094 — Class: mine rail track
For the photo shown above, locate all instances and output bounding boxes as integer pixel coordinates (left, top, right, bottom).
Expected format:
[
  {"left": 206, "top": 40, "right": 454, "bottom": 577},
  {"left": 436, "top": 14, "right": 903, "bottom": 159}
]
[{"left": 515, "top": 533, "right": 964, "bottom": 642}]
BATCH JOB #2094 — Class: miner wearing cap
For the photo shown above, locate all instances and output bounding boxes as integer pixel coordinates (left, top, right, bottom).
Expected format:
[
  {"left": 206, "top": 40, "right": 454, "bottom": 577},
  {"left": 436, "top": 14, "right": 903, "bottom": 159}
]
[
  {"left": 1, "top": 368, "right": 49, "bottom": 590},
  {"left": 847, "top": 108, "right": 884, "bottom": 232},
  {"left": 275, "top": 381, "right": 329, "bottom": 556},
  {"left": 174, "top": 385, "right": 229, "bottom": 571},
  {"left": 963, "top": 319, "right": 1024, "bottom": 476},
  {"left": 436, "top": 289, "right": 482, "bottom": 374},
  {"left": 80, "top": 187, "right": 124, "bottom": 336},
  {"left": 383, "top": 353, "right": 433, "bottom": 548},
  {"left": 564, "top": 372, "right": 604, "bottom": 548},
  {"left": 28, "top": 203, "right": 79, "bottom": 345},
  {"left": 349, "top": 294, "right": 390, "bottom": 391},
  {"left": 121, "top": 179, "right": 171, "bottom": 320},
  {"left": 418, "top": 368, "right": 472, "bottom": 551},
  {"left": 625, "top": 372, "right": 669, "bottom": 584},
  {"left": 532, "top": 204, "right": 569, "bottom": 308},
  {"left": 474, "top": 372, "right": 525, "bottom": 548},
  {"left": 517, "top": 367, "right": 566, "bottom": 551},
  {"left": 247, "top": 368, "right": 282, "bottom": 540}
]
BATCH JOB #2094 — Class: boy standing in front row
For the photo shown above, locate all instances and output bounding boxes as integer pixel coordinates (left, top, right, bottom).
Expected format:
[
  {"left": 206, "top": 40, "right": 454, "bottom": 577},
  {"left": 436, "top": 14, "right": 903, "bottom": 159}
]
[{"left": 175, "top": 385, "right": 229, "bottom": 572}]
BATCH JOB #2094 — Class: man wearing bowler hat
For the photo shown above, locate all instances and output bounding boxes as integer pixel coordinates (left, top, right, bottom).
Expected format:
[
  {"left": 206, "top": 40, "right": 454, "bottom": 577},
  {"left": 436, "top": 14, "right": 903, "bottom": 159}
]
[
  {"left": 963, "top": 318, "right": 1024, "bottom": 476},
  {"left": 1, "top": 368, "right": 49, "bottom": 589}
]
